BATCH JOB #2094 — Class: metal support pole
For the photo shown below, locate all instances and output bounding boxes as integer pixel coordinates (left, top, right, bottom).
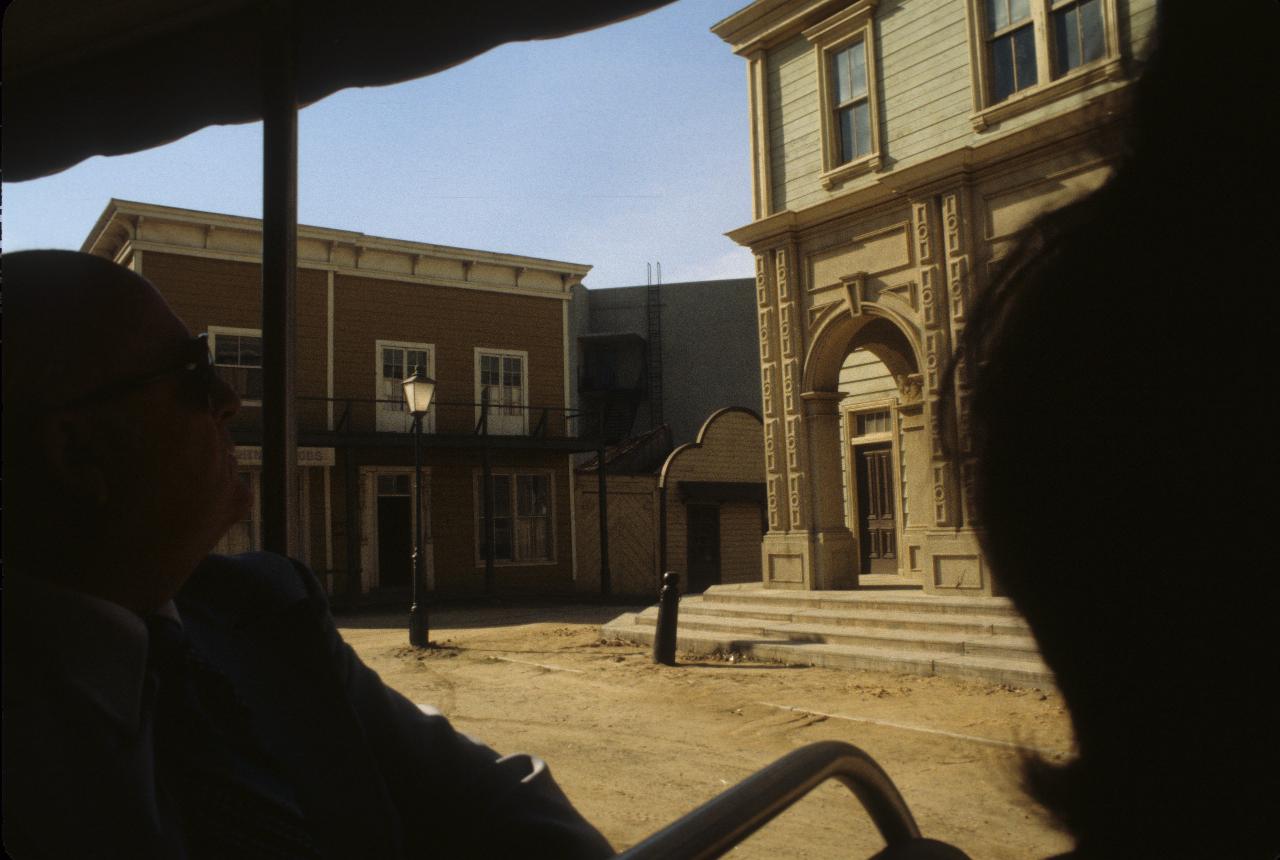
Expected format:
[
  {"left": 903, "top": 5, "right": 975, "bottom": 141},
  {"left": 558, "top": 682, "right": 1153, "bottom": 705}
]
[
  {"left": 260, "top": 0, "right": 298, "bottom": 556},
  {"left": 653, "top": 572, "right": 679, "bottom": 665},
  {"left": 658, "top": 481, "right": 669, "bottom": 590},
  {"left": 409, "top": 415, "right": 429, "bottom": 647},
  {"left": 597, "top": 439, "right": 611, "bottom": 597},
  {"left": 481, "top": 389, "right": 496, "bottom": 596}
]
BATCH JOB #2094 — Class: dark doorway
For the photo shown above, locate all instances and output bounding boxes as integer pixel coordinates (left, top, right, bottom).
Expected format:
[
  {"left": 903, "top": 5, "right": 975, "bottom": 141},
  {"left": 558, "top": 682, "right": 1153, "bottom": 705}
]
[
  {"left": 855, "top": 442, "right": 897, "bottom": 575},
  {"left": 377, "top": 495, "right": 412, "bottom": 587},
  {"left": 686, "top": 503, "right": 721, "bottom": 593}
]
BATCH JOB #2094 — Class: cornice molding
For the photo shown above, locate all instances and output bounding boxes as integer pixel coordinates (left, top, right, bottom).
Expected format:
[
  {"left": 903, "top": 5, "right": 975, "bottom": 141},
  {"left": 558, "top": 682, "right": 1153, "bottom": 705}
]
[
  {"left": 83, "top": 198, "right": 591, "bottom": 283},
  {"left": 724, "top": 84, "right": 1132, "bottom": 248},
  {"left": 116, "top": 239, "right": 575, "bottom": 302}
]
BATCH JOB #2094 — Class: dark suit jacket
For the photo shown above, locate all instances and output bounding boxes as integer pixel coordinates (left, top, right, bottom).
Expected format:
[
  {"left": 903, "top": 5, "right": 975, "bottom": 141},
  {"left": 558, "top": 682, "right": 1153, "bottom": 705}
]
[{"left": 2, "top": 553, "right": 614, "bottom": 859}]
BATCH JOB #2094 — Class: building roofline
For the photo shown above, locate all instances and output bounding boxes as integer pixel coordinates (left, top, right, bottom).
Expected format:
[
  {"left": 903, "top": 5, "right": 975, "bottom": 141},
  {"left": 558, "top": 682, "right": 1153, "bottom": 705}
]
[{"left": 81, "top": 198, "right": 593, "bottom": 277}]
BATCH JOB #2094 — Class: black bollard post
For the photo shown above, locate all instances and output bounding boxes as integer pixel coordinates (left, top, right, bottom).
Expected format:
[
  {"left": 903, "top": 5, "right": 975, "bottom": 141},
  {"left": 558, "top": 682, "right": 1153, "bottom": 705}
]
[{"left": 652, "top": 571, "right": 680, "bottom": 666}]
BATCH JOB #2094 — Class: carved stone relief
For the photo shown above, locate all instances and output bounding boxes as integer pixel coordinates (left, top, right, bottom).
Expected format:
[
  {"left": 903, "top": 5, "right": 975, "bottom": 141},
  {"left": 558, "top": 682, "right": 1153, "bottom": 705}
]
[
  {"left": 925, "top": 331, "right": 946, "bottom": 393},
  {"left": 788, "top": 471, "right": 806, "bottom": 531},
  {"left": 758, "top": 307, "right": 773, "bottom": 363},
  {"left": 895, "top": 373, "right": 924, "bottom": 403},
  {"left": 764, "top": 418, "right": 779, "bottom": 473},
  {"left": 932, "top": 463, "right": 955, "bottom": 527},
  {"left": 912, "top": 201, "right": 933, "bottom": 264},
  {"left": 947, "top": 255, "right": 969, "bottom": 322},
  {"left": 943, "top": 193, "right": 962, "bottom": 257},
  {"left": 761, "top": 364, "right": 775, "bottom": 418},
  {"left": 755, "top": 254, "right": 769, "bottom": 308},
  {"left": 779, "top": 302, "right": 796, "bottom": 359},
  {"left": 767, "top": 475, "right": 784, "bottom": 531}
]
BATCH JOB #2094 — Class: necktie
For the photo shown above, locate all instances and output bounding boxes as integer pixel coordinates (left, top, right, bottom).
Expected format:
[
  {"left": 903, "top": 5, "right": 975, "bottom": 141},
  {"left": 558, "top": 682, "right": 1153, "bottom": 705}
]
[{"left": 146, "top": 615, "right": 324, "bottom": 859}]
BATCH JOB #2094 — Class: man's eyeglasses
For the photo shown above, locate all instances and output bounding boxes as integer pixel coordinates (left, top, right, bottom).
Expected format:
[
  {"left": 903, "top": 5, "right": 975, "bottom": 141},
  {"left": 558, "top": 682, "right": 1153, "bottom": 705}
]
[{"left": 48, "top": 334, "right": 219, "bottom": 411}]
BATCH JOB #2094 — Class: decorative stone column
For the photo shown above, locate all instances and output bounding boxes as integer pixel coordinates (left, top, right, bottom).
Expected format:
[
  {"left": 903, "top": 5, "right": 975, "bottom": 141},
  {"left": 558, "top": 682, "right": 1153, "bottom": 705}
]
[{"left": 802, "top": 390, "right": 856, "bottom": 589}]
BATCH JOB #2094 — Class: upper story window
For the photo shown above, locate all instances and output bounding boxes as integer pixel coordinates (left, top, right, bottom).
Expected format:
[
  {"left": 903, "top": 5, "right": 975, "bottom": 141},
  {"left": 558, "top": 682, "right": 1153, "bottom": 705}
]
[
  {"left": 376, "top": 340, "right": 435, "bottom": 433},
  {"left": 969, "top": 0, "right": 1120, "bottom": 129},
  {"left": 832, "top": 40, "right": 873, "bottom": 164},
  {"left": 207, "top": 327, "right": 262, "bottom": 405},
  {"left": 804, "top": 0, "right": 883, "bottom": 190},
  {"left": 1051, "top": 0, "right": 1105, "bottom": 76},
  {"left": 476, "top": 348, "right": 528, "bottom": 436},
  {"left": 985, "top": 0, "right": 1038, "bottom": 103}
]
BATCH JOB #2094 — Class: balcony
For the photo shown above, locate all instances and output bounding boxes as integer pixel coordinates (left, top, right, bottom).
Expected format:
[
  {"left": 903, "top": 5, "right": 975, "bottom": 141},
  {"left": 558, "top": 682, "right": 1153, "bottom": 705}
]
[{"left": 229, "top": 395, "right": 602, "bottom": 453}]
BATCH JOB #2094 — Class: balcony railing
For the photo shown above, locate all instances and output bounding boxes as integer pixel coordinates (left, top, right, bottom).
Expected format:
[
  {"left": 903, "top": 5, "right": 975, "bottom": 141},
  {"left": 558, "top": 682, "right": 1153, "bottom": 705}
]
[{"left": 229, "top": 395, "right": 600, "bottom": 443}]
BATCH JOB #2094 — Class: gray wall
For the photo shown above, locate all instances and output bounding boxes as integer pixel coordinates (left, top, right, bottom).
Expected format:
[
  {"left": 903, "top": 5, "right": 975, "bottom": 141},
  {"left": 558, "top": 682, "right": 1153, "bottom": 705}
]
[{"left": 572, "top": 278, "right": 761, "bottom": 447}]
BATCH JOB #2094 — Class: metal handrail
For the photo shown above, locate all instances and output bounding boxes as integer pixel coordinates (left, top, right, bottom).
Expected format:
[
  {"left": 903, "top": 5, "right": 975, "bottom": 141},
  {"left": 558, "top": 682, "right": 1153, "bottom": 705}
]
[{"left": 615, "top": 741, "right": 922, "bottom": 860}]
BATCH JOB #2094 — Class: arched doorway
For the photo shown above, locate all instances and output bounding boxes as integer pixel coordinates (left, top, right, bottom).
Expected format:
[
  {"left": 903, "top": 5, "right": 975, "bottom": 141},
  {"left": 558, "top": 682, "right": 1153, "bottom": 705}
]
[
  {"left": 798, "top": 309, "right": 924, "bottom": 589},
  {"left": 836, "top": 348, "right": 920, "bottom": 584}
]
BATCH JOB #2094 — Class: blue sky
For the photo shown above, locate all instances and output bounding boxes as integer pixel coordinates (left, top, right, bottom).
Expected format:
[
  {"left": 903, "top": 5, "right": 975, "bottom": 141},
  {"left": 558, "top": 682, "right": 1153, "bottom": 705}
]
[{"left": 2, "top": 1, "right": 755, "bottom": 289}]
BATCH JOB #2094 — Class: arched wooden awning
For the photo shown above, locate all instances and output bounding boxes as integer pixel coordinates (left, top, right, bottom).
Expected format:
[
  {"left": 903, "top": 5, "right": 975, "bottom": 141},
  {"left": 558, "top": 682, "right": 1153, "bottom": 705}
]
[{"left": 3, "top": 0, "right": 675, "bottom": 181}]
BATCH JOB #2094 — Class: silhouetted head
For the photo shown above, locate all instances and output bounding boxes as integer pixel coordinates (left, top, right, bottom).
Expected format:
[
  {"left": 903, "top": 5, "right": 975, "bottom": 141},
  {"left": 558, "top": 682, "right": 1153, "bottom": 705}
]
[
  {"left": 950, "top": 6, "right": 1278, "bottom": 858},
  {"left": 3, "top": 250, "right": 250, "bottom": 611}
]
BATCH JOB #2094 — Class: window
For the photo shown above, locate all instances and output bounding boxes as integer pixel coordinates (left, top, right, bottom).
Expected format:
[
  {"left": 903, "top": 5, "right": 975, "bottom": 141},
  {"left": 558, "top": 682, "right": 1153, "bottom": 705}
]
[
  {"left": 969, "top": 0, "right": 1119, "bottom": 129},
  {"left": 855, "top": 409, "right": 892, "bottom": 436},
  {"left": 376, "top": 341, "right": 435, "bottom": 433},
  {"left": 475, "top": 348, "right": 528, "bottom": 436},
  {"left": 1051, "top": 0, "right": 1105, "bottom": 76},
  {"left": 832, "top": 40, "right": 873, "bottom": 165},
  {"left": 803, "top": 0, "right": 883, "bottom": 189},
  {"left": 985, "top": 0, "right": 1038, "bottom": 103},
  {"left": 208, "top": 327, "right": 262, "bottom": 404},
  {"left": 476, "top": 472, "right": 553, "bottom": 564}
]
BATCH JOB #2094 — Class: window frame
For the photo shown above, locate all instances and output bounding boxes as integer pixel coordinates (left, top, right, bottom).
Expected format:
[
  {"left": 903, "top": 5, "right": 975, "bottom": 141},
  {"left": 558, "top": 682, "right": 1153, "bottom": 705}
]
[
  {"left": 966, "top": 0, "right": 1123, "bottom": 131},
  {"left": 473, "top": 469, "right": 557, "bottom": 567},
  {"left": 207, "top": 325, "right": 263, "bottom": 406},
  {"left": 474, "top": 347, "right": 530, "bottom": 436},
  {"left": 804, "top": 0, "right": 883, "bottom": 190},
  {"left": 374, "top": 339, "right": 436, "bottom": 433}
]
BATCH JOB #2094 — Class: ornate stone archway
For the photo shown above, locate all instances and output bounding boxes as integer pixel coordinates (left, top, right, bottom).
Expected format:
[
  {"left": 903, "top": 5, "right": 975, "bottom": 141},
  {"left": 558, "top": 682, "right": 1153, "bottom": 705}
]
[{"left": 751, "top": 193, "right": 987, "bottom": 594}]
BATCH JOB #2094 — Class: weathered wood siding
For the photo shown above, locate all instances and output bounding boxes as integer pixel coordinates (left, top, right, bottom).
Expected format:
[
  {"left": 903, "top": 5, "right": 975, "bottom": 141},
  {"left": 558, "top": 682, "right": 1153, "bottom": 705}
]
[
  {"left": 766, "top": 34, "right": 821, "bottom": 212},
  {"left": 763, "top": 0, "right": 1161, "bottom": 215},
  {"left": 574, "top": 475, "right": 660, "bottom": 597}
]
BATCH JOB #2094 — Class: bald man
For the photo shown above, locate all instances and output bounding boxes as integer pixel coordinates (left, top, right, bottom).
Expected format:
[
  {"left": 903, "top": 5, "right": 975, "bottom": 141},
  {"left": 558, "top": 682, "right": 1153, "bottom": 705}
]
[{"left": 2, "top": 250, "right": 613, "bottom": 859}]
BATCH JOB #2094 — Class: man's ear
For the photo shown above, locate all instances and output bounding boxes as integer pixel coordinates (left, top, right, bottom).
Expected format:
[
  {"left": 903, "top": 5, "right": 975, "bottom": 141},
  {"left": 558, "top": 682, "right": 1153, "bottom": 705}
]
[{"left": 40, "top": 411, "right": 110, "bottom": 506}]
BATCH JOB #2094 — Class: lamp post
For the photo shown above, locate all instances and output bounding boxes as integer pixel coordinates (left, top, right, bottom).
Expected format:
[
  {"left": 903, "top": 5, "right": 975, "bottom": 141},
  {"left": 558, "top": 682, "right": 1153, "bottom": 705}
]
[{"left": 402, "top": 368, "right": 436, "bottom": 648}]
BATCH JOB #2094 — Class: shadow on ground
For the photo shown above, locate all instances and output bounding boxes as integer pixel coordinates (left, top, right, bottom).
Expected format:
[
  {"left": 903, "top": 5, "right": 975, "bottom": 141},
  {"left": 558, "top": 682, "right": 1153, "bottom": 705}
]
[{"left": 334, "top": 601, "right": 645, "bottom": 630}]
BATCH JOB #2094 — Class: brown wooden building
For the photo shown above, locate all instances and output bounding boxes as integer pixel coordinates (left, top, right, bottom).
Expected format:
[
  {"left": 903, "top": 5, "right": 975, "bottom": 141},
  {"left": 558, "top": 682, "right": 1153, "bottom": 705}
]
[{"left": 83, "top": 199, "right": 595, "bottom": 603}]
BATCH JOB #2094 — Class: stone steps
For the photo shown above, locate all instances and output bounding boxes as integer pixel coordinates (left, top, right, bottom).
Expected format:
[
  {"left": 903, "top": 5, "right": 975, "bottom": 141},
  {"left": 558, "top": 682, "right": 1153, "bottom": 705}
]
[{"left": 601, "top": 585, "right": 1054, "bottom": 689}]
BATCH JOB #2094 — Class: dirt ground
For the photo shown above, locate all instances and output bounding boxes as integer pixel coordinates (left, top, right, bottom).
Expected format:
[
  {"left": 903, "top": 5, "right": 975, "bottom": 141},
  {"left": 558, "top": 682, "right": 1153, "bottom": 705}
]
[{"left": 338, "top": 602, "right": 1075, "bottom": 859}]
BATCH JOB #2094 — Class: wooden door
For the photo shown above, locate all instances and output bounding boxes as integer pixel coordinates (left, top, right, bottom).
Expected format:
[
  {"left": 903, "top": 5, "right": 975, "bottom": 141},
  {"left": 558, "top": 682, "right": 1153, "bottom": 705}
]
[
  {"left": 855, "top": 442, "right": 897, "bottom": 575},
  {"left": 686, "top": 503, "right": 721, "bottom": 593},
  {"left": 376, "top": 474, "right": 413, "bottom": 587}
]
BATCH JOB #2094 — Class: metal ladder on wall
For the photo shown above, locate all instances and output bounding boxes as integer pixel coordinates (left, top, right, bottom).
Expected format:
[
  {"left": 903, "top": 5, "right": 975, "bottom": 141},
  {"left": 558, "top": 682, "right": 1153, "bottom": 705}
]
[{"left": 615, "top": 741, "right": 970, "bottom": 859}]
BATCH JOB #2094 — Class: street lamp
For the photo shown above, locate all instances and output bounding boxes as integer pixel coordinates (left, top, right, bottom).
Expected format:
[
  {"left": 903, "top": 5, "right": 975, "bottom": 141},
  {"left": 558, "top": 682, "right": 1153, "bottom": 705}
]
[{"left": 402, "top": 368, "right": 436, "bottom": 648}]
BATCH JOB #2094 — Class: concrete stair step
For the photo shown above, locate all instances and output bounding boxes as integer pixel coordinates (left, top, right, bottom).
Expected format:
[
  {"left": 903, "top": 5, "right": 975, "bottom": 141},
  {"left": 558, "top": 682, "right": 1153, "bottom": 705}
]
[
  {"left": 600, "top": 615, "right": 1053, "bottom": 690},
  {"left": 636, "top": 613, "right": 1040, "bottom": 661},
  {"left": 700, "top": 586, "right": 1024, "bottom": 618},
  {"left": 669, "top": 600, "right": 1030, "bottom": 637}
]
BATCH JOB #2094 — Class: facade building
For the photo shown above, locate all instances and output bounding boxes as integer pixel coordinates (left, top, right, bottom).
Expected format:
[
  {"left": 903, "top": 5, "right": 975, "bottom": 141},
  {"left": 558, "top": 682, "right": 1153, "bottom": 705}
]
[
  {"left": 83, "top": 199, "right": 594, "bottom": 602},
  {"left": 569, "top": 278, "right": 762, "bottom": 447},
  {"left": 574, "top": 409, "right": 767, "bottom": 598},
  {"left": 568, "top": 278, "right": 767, "bottom": 596},
  {"left": 713, "top": 0, "right": 1156, "bottom": 594}
]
